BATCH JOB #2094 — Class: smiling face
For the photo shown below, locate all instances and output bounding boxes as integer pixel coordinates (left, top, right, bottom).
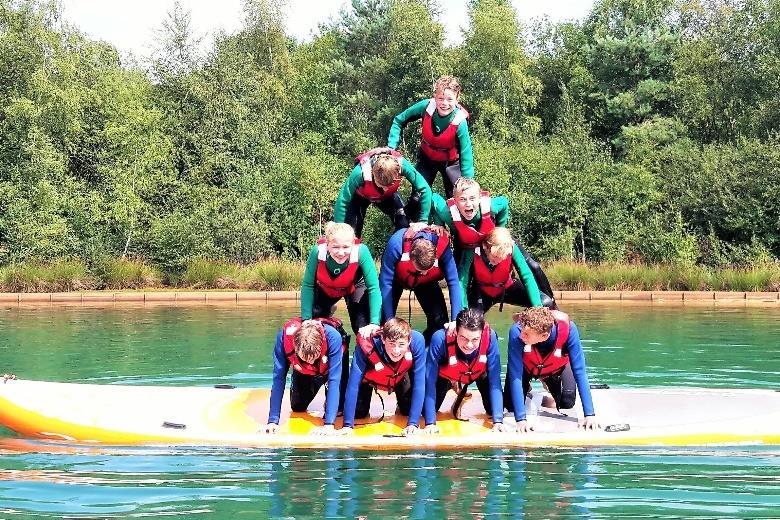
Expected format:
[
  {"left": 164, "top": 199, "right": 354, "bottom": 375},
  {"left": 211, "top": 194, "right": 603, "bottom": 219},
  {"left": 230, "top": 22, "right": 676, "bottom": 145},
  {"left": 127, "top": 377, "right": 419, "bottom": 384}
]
[
  {"left": 455, "top": 326, "right": 483, "bottom": 355},
  {"left": 434, "top": 87, "right": 459, "bottom": 116},
  {"left": 455, "top": 185, "right": 481, "bottom": 221},
  {"left": 327, "top": 234, "right": 354, "bottom": 264},
  {"left": 384, "top": 337, "right": 410, "bottom": 362}
]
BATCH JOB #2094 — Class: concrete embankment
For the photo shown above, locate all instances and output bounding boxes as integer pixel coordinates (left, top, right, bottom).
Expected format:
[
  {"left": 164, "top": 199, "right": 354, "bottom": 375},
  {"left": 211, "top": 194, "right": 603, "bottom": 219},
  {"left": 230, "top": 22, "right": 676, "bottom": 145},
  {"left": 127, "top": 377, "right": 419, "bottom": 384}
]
[{"left": 1, "top": 290, "right": 779, "bottom": 305}]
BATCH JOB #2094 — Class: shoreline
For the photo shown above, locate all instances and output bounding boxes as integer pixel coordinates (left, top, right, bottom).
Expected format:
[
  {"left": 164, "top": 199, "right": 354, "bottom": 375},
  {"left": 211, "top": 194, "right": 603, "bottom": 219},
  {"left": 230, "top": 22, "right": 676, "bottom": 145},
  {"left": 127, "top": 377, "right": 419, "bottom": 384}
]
[{"left": 1, "top": 290, "right": 779, "bottom": 306}]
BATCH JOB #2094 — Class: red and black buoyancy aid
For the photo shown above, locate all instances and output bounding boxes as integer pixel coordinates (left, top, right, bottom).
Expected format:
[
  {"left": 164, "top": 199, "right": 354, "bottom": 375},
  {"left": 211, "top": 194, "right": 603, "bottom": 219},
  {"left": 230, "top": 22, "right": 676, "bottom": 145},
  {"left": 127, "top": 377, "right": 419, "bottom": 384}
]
[
  {"left": 315, "top": 237, "right": 361, "bottom": 298},
  {"left": 354, "top": 147, "right": 404, "bottom": 202},
  {"left": 438, "top": 324, "right": 492, "bottom": 385},
  {"left": 420, "top": 98, "right": 469, "bottom": 162},
  {"left": 394, "top": 228, "right": 451, "bottom": 289},
  {"left": 473, "top": 246, "right": 513, "bottom": 298},
  {"left": 522, "top": 310, "right": 572, "bottom": 379},
  {"left": 357, "top": 333, "right": 414, "bottom": 392},
  {"left": 447, "top": 192, "right": 495, "bottom": 249},
  {"left": 282, "top": 317, "right": 348, "bottom": 376}
]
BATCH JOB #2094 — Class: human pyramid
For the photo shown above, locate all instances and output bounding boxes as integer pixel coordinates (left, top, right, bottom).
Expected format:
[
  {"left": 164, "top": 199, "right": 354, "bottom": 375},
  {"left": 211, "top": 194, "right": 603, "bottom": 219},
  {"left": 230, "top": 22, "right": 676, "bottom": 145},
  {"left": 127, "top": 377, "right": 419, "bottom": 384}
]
[{"left": 265, "top": 76, "right": 599, "bottom": 437}]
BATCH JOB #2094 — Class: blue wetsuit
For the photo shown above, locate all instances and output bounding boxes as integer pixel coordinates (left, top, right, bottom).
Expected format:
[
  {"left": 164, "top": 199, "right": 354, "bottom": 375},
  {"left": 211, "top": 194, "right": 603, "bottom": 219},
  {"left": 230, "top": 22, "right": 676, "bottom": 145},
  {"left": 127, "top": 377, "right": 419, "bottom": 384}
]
[
  {"left": 424, "top": 328, "right": 503, "bottom": 425},
  {"left": 342, "top": 330, "right": 427, "bottom": 428},
  {"left": 268, "top": 324, "right": 344, "bottom": 426},
  {"left": 379, "top": 228, "right": 463, "bottom": 337},
  {"left": 506, "top": 321, "right": 595, "bottom": 421}
]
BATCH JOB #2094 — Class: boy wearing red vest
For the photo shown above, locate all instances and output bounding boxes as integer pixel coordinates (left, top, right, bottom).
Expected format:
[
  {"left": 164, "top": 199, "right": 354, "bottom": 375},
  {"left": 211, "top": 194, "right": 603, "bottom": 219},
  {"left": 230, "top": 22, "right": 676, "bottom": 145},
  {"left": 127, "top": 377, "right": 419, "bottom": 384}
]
[
  {"left": 379, "top": 225, "right": 462, "bottom": 343},
  {"left": 466, "top": 227, "right": 556, "bottom": 310},
  {"left": 422, "top": 308, "right": 508, "bottom": 433},
  {"left": 340, "top": 318, "right": 427, "bottom": 436},
  {"left": 264, "top": 317, "right": 350, "bottom": 436},
  {"left": 432, "top": 178, "right": 555, "bottom": 307},
  {"left": 333, "top": 147, "right": 432, "bottom": 238},
  {"left": 300, "top": 223, "right": 381, "bottom": 339},
  {"left": 506, "top": 307, "right": 599, "bottom": 433},
  {"left": 388, "top": 76, "right": 474, "bottom": 220}
]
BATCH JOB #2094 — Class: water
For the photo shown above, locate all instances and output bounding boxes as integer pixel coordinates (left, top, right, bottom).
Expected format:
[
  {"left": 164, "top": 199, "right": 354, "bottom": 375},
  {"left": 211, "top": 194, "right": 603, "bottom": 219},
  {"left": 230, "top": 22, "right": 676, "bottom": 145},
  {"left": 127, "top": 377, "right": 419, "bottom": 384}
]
[{"left": 1, "top": 302, "right": 779, "bottom": 518}]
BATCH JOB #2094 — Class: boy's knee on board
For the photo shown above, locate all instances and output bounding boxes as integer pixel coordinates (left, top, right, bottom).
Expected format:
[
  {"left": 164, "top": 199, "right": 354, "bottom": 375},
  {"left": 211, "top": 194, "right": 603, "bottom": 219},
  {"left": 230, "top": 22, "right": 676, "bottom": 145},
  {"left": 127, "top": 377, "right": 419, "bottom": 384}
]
[{"left": 557, "top": 390, "right": 576, "bottom": 410}]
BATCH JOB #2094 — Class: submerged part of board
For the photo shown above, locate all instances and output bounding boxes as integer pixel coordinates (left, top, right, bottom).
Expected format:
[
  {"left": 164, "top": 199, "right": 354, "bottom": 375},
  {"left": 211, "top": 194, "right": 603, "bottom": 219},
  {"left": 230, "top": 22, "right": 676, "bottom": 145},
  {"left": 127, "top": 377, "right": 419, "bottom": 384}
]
[{"left": 0, "top": 378, "right": 778, "bottom": 448}]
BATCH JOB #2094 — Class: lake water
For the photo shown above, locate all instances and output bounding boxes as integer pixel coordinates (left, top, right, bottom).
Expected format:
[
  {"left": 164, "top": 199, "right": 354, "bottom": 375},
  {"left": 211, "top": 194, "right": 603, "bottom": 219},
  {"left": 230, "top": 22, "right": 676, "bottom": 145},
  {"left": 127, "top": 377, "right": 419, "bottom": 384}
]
[{"left": 0, "top": 302, "right": 778, "bottom": 518}]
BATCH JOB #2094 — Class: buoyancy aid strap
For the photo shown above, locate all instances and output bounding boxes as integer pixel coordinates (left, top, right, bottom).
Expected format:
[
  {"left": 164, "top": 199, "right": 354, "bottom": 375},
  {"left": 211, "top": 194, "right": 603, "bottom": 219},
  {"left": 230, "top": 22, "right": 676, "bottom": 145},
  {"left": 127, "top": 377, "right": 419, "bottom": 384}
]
[
  {"left": 551, "top": 310, "right": 571, "bottom": 350},
  {"left": 448, "top": 200, "right": 461, "bottom": 222},
  {"left": 451, "top": 109, "right": 467, "bottom": 126},
  {"left": 425, "top": 98, "right": 436, "bottom": 115},
  {"left": 479, "top": 193, "right": 491, "bottom": 215},
  {"left": 360, "top": 159, "right": 372, "bottom": 181},
  {"left": 348, "top": 243, "right": 360, "bottom": 263},
  {"left": 316, "top": 241, "right": 328, "bottom": 261}
]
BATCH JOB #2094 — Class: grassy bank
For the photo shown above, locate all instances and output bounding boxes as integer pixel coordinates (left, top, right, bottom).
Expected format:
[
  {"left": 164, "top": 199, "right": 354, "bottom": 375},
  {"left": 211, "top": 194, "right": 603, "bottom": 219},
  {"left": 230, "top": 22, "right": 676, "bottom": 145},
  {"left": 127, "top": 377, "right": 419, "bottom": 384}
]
[{"left": 2, "top": 259, "right": 780, "bottom": 293}]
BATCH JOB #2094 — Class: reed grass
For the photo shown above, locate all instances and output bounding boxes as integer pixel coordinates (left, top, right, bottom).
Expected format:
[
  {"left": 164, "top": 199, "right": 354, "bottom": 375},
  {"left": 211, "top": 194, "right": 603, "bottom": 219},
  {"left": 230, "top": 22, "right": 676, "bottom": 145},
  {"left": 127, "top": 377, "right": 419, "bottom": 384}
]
[
  {"left": 95, "top": 258, "right": 163, "bottom": 289},
  {"left": 1, "top": 258, "right": 779, "bottom": 293},
  {"left": 0, "top": 260, "right": 95, "bottom": 292}
]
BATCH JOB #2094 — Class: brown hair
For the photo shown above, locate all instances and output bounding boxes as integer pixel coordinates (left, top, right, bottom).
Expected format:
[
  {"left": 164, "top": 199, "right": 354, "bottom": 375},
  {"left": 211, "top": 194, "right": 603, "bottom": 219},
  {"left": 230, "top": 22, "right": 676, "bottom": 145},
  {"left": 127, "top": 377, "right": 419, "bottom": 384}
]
[
  {"left": 453, "top": 177, "right": 480, "bottom": 198},
  {"left": 294, "top": 320, "right": 324, "bottom": 360},
  {"left": 483, "top": 227, "right": 513, "bottom": 260},
  {"left": 382, "top": 317, "right": 412, "bottom": 342},
  {"left": 456, "top": 307, "right": 485, "bottom": 332},
  {"left": 410, "top": 238, "right": 436, "bottom": 270},
  {"left": 514, "top": 307, "right": 555, "bottom": 334},
  {"left": 434, "top": 75, "right": 461, "bottom": 97},
  {"left": 372, "top": 154, "right": 401, "bottom": 187}
]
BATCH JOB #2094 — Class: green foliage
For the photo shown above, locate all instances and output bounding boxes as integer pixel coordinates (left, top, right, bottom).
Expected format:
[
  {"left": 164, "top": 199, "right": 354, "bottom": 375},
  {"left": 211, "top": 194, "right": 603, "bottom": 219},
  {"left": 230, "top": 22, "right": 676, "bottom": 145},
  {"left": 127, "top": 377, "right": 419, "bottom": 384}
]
[
  {"left": 94, "top": 258, "right": 163, "bottom": 289},
  {"left": 2, "top": 0, "right": 780, "bottom": 283}
]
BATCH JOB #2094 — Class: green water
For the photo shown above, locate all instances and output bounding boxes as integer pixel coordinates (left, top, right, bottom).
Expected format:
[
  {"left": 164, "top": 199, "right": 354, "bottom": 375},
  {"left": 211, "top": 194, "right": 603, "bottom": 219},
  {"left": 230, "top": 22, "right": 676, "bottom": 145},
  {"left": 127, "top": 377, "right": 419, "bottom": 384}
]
[{"left": 0, "top": 303, "right": 778, "bottom": 518}]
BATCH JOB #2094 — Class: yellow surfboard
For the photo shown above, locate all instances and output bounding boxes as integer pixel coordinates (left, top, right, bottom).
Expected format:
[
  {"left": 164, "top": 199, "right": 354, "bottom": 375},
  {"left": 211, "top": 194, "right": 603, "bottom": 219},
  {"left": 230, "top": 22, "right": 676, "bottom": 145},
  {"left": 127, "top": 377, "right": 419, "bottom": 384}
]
[{"left": 0, "top": 378, "right": 778, "bottom": 448}]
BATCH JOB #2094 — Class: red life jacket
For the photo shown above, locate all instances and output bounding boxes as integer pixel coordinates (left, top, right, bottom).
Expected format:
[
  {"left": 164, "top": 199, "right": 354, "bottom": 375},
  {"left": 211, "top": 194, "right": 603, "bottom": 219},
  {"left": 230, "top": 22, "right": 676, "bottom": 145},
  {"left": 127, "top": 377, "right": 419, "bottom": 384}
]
[
  {"left": 394, "top": 227, "right": 451, "bottom": 289},
  {"left": 522, "top": 311, "right": 572, "bottom": 379},
  {"left": 438, "top": 324, "right": 492, "bottom": 385},
  {"left": 282, "top": 317, "right": 347, "bottom": 376},
  {"left": 420, "top": 98, "right": 469, "bottom": 162},
  {"left": 354, "top": 147, "right": 404, "bottom": 202},
  {"left": 315, "top": 237, "right": 361, "bottom": 298},
  {"left": 473, "top": 246, "right": 513, "bottom": 298},
  {"left": 357, "top": 333, "right": 414, "bottom": 392},
  {"left": 447, "top": 192, "right": 495, "bottom": 249}
]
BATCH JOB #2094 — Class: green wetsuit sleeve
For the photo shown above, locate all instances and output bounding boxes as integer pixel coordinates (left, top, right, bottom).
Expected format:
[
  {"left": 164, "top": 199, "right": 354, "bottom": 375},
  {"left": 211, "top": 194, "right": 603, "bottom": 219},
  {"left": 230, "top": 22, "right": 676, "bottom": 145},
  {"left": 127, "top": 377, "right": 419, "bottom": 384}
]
[
  {"left": 358, "top": 244, "right": 382, "bottom": 325},
  {"left": 300, "top": 245, "right": 319, "bottom": 319},
  {"left": 402, "top": 158, "right": 432, "bottom": 221},
  {"left": 456, "top": 120, "right": 474, "bottom": 179},
  {"left": 387, "top": 99, "right": 429, "bottom": 149},
  {"left": 512, "top": 244, "right": 542, "bottom": 307},
  {"left": 430, "top": 194, "right": 453, "bottom": 227},
  {"left": 491, "top": 196, "right": 510, "bottom": 227},
  {"left": 333, "top": 165, "right": 363, "bottom": 222}
]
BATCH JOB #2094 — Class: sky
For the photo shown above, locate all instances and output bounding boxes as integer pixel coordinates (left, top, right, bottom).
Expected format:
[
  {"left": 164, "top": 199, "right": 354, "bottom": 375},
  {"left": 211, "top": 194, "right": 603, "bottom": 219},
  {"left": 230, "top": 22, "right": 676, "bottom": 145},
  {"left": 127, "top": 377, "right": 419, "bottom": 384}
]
[{"left": 59, "top": 0, "right": 595, "bottom": 59}]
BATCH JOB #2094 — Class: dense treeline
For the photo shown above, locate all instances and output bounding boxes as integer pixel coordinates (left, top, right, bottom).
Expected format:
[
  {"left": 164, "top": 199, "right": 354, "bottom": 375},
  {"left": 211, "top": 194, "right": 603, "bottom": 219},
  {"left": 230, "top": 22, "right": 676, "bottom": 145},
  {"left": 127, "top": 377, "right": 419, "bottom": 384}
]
[{"left": 1, "top": 0, "right": 779, "bottom": 277}]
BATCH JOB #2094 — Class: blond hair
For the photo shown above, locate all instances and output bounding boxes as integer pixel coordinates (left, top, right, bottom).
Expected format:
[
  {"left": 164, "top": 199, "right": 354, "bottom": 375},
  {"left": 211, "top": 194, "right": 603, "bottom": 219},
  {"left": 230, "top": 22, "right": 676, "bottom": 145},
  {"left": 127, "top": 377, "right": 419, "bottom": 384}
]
[
  {"left": 453, "top": 177, "right": 480, "bottom": 198},
  {"left": 513, "top": 307, "right": 555, "bottom": 335},
  {"left": 324, "top": 222, "right": 355, "bottom": 244},
  {"left": 483, "top": 227, "right": 513, "bottom": 260},
  {"left": 410, "top": 238, "right": 436, "bottom": 270},
  {"left": 372, "top": 154, "right": 401, "bottom": 187},
  {"left": 434, "top": 75, "right": 461, "bottom": 97},
  {"left": 382, "top": 318, "right": 412, "bottom": 342},
  {"left": 294, "top": 320, "right": 324, "bottom": 360}
]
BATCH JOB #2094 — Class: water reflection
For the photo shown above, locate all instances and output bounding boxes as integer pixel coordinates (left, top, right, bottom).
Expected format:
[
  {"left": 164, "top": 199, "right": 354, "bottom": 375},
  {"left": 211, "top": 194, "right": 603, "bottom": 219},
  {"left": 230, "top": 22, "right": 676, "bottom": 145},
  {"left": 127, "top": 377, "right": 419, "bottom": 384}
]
[{"left": 0, "top": 445, "right": 777, "bottom": 517}]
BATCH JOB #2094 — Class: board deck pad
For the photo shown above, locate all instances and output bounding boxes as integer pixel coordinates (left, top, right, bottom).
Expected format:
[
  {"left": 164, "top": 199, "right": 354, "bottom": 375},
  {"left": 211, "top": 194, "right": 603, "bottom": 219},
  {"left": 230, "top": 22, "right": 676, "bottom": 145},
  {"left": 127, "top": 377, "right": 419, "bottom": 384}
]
[{"left": 0, "top": 379, "right": 778, "bottom": 448}]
